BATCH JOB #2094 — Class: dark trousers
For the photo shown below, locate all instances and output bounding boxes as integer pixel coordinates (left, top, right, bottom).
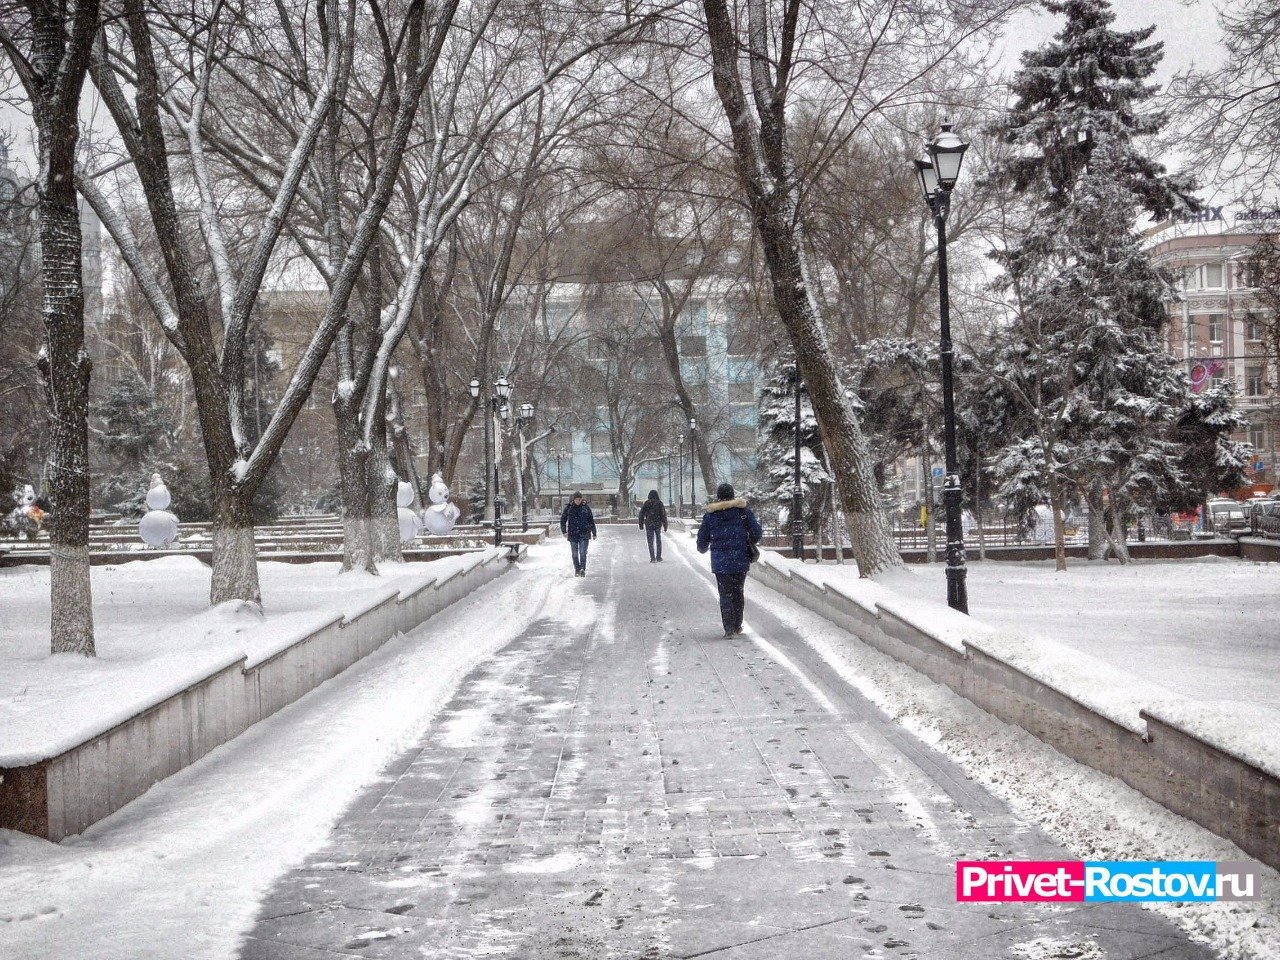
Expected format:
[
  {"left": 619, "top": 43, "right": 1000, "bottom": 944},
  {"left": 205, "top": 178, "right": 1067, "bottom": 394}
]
[
  {"left": 570, "top": 538, "right": 589, "bottom": 572},
  {"left": 715, "top": 572, "right": 747, "bottom": 633},
  {"left": 646, "top": 527, "right": 663, "bottom": 560}
]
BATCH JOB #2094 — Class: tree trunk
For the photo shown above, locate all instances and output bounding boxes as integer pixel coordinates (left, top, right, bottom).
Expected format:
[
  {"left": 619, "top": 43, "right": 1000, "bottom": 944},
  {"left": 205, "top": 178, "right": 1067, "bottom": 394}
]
[
  {"left": 38, "top": 198, "right": 96, "bottom": 655},
  {"left": 1087, "top": 482, "right": 1107, "bottom": 560},
  {"left": 210, "top": 488, "right": 262, "bottom": 605},
  {"left": 370, "top": 415, "right": 402, "bottom": 563},
  {"left": 28, "top": 2, "right": 102, "bottom": 654},
  {"left": 700, "top": 0, "right": 901, "bottom": 576},
  {"left": 335, "top": 398, "right": 376, "bottom": 574},
  {"left": 1050, "top": 488, "right": 1068, "bottom": 572},
  {"left": 1105, "top": 496, "right": 1131, "bottom": 565}
]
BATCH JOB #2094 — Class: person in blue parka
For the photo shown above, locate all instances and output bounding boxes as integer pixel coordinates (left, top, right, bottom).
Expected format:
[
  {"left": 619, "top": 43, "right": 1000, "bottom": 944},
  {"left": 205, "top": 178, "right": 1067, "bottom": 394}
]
[
  {"left": 696, "top": 482, "right": 762, "bottom": 637},
  {"left": 560, "top": 492, "right": 597, "bottom": 576}
]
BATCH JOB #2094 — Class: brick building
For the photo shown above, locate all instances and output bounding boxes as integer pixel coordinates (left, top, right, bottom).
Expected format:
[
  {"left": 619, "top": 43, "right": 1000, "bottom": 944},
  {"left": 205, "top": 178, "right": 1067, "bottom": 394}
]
[{"left": 1146, "top": 206, "right": 1280, "bottom": 492}]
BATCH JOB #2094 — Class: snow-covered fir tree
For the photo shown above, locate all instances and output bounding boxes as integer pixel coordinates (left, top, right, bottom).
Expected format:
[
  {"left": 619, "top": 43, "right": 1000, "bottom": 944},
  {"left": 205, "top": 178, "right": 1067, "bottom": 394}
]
[
  {"left": 980, "top": 0, "right": 1221, "bottom": 564},
  {"left": 1169, "top": 380, "right": 1252, "bottom": 514},
  {"left": 755, "top": 353, "right": 829, "bottom": 532}
]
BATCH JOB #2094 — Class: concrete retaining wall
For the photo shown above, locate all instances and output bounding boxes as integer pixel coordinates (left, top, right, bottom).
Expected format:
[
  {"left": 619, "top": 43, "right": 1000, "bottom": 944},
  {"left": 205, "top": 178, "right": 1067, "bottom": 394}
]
[
  {"left": 749, "top": 556, "right": 1280, "bottom": 870},
  {"left": 1, "top": 548, "right": 518, "bottom": 841}
]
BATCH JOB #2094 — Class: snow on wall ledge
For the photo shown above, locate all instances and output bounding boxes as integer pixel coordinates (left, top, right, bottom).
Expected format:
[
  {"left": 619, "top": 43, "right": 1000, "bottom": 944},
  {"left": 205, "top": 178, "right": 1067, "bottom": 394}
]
[
  {"left": 749, "top": 550, "right": 1280, "bottom": 871},
  {"left": 0, "top": 547, "right": 518, "bottom": 841}
]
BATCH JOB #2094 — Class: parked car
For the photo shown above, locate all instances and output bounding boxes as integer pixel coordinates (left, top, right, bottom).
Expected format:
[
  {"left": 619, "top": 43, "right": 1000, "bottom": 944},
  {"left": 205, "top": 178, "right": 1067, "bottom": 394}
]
[
  {"left": 1207, "top": 498, "right": 1249, "bottom": 534},
  {"left": 1250, "top": 499, "right": 1280, "bottom": 538}
]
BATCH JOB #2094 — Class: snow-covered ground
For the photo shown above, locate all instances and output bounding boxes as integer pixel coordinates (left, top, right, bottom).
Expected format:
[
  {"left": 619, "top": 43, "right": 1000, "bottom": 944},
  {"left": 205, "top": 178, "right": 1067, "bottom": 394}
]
[
  {"left": 0, "top": 553, "right": 487, "bottom": 765},
  {"left": 0, "top": 545, "right": 575, "bottom": 960},
  {"left": 882, "top": 557, "right": 1280, "bottom": 709}
]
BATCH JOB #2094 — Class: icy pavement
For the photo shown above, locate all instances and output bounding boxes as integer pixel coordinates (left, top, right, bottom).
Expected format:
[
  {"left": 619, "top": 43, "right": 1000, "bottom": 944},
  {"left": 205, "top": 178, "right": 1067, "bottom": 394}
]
[{"left": 239, "top": 529, "right": 1213, "bottom": 959}]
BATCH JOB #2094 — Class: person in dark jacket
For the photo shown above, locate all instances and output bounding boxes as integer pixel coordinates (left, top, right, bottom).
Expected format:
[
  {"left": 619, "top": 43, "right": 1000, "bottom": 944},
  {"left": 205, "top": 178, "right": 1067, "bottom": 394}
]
[
  {"left": 637, "top": 489, "right": 668, "bottom": 562},
  {"left": 560, "top": 492, "right": 597, "bottom": 576},
  {"left": 697, "top": 482, "right": 763, "bottom": 637}
]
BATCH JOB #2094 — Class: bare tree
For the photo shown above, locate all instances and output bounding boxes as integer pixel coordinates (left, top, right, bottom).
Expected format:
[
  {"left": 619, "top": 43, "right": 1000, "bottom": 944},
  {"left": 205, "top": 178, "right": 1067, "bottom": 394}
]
[
  {"left": 1171, "top": 0, "right": 1280, "bottom": 198},
  {"left": 78, "top": 0, "right": 446, "bottom": 602},
  {"left": 694, "top": 0, "right": 1022, "bottom": 575},
  {"left": 1, "top": 0, "right": 101, "bottom": 653}
]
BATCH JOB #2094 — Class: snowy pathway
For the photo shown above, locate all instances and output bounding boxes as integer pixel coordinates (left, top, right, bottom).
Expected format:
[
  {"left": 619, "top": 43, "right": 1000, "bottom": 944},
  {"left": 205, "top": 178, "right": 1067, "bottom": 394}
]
[{"left": 239, "top": 529, "right": 1212, "bottom": 959}]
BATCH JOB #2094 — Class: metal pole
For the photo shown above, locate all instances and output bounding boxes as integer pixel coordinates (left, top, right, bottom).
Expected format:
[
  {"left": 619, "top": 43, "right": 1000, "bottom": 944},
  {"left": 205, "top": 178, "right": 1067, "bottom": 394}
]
[
  {"left": 934, "top": 194, "right": 968, "bottom": 613},
  {"left": 483, "top": 394, "right": 495, "bottom": 523},
  {"left": 690, "top": 430, "right": 696, "bottom": 516},
  {"left": 492, "top": 398, "right": 503, "bottom": 547},
  {"left": 518, "top": 424, "right": 528, "bottom": 532},
  {"left": 556, "top": 454, "right": 562, "bottom": 511},
  {"left": 678, "top": 440, "right": 685, "bottom": 518},
  {"left": 792, "top": 363, "right": 805, "bottom": 561}
]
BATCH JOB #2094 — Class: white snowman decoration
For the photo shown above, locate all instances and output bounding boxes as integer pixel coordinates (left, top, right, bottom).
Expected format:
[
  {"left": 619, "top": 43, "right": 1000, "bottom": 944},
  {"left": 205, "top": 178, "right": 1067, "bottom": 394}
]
[
  {"left": 139, "top": 473, "right": 180, "bottom": 548},
  {"left": 396, "top": 480, "right": 422, "bottom": 544},
  {"left": 420, "top": 472, "right": 460, "bottom": 536}
]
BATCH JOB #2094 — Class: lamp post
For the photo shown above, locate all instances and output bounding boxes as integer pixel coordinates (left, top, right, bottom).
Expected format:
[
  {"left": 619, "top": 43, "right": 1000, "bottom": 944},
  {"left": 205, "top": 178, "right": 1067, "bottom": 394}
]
[
  {"left": 676, "top": 437, "right": 685, "bottom": 518},
  {"left": 792, "top": 361, "right": 805, "bottom": 562},
  {"left": 554, "top": 447, "right": 565, "bottom": 511},
  {"left": 514, "top": 402, "right": 535, "bottom": 532},
  {"left": 914, "top": 121, "right": 970, "bottom": 614},
  {"left": 471, "top": 376, "right": 512, "bottom": 546},
  {"left": 688, "top": 417, "right": 697, "bottom": 516}
]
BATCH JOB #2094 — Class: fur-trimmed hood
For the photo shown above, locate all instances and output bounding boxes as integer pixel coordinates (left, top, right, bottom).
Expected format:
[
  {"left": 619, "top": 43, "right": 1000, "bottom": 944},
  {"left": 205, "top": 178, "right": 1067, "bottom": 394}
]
[{"left": 704, "top": 497, "right": 748, "bottom": 513}]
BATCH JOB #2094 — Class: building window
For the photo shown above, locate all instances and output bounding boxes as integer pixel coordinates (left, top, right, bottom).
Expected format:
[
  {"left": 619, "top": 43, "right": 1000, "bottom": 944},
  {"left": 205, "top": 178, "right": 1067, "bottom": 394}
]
[
  {"left": 1203, "top": 263, "right": 1224, "bottom": 288},
  {"left": 729, "top": 425, "right": 756, "bottom": 452},
  {"left": 1249, "top": 424, "right": 1266, "bottom": 453},
  {"left": 1246, "top": 316, "right": 1266, "bottom": 342},
  {"left": 1246, "top": 367, "right": 1265, "bottom": 397},
  {"left": 592, "top": 456, "right": 618, "bottom": 482},
  {"left": 591, "top": 431, "right": 611, "bottom": 454},
  {"left": 729, "top": 379, "right": 755, "bottom": 404},
  {"left": 1208, "top": 316, "right": 1223, "bottom": 343},
  {"left": 726, "top": 328, "right": 756, "bottom": 357},
  {"left": 679, "top": 335, "right": 707, "bottom": 358}
]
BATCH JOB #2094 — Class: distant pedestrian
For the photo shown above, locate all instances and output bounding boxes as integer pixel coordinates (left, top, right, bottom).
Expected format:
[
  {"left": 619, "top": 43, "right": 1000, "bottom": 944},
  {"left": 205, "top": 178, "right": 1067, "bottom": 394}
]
[
  {"left": 560, "top": 492, "right": 597, "bottom": 576},
  {"left": 638, "top": 489, "right": 668, "bottom": 562},
  {"left": 696, "top": 482, "right": 762, "bottom": 637}
]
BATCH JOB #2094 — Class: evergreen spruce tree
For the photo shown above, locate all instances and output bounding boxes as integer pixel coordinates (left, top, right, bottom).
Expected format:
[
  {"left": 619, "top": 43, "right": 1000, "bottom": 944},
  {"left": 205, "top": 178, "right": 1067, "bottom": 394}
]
[
  {"left": 984, "top": 0, "right": 1211, "bottom": 564},
  {"left": 755, "top": 354, "right": 829, "bottom": 533}
]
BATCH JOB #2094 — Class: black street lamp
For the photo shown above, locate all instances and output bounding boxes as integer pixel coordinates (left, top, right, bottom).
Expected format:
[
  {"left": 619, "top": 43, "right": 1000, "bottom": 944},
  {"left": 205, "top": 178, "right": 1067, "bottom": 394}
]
[
  {"left": 792, "top": 361, "right": 805, "bottom": 562},
  {"left": 471, "top": 376, "right": 512, "bottom": 546},
  {"left": 688, "top": 417, "right": 697, "bottom": 516},
  {"left": 515, "top": 401, "right": 535, "bottom": 532},
  {"left": 914, "top": 121, "right": 970, "bottom": 614},
  {"left": 553, "top": 446, "right": 565, "bottom": 511}
]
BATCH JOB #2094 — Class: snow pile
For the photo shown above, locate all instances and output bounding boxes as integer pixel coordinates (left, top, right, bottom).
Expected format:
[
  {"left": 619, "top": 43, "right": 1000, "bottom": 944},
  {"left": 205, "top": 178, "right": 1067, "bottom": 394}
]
[{"left": 0, "top": 551, "right": 498, "bottom": 767}]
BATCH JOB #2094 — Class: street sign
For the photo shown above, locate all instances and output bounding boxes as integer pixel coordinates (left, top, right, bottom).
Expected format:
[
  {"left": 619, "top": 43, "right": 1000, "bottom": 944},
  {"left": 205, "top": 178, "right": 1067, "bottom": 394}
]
[{"left": 932, "top": 466, "right": 944, "bottom": 479}]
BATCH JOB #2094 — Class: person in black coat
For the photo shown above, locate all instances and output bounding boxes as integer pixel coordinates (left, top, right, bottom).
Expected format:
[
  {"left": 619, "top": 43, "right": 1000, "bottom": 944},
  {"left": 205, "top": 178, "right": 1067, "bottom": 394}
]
[
  {"left": 696, "top": 482, "right": 763, "bottom": 637},
  {"left": 637, "top": 489, "right": 668, "bottom": 562},
  {"left": 560, "top": 492, "right": 597, "bottom": 576}
]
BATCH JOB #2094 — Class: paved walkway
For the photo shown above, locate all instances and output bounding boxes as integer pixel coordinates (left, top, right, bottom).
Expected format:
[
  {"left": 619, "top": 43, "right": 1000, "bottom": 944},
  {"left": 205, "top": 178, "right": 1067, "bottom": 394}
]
[{"left": 240, "top": 528, "right": 1213, "bottom": 959}]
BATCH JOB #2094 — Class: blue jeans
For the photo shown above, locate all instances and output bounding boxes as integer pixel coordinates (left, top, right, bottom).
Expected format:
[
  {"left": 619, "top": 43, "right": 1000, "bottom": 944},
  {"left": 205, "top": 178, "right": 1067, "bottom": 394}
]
[
  {"left": 570, "top": 538, "right": 589, "bottom": 572},
  {"left": 646, "top": 527, "right": 663, "bottom": 560}
]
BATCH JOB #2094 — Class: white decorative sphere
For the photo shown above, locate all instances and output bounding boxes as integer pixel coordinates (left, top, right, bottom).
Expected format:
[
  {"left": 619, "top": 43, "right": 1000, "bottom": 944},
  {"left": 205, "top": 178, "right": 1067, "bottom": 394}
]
[
  {"left": 146, "top": 484, "right": 171, "bottom": 511},
  {"left": 428, "top": 473, "right": 450, "bottom": 505},
  {"left": 140, "top": 510, "right": 180, "bottom": 547},
  {"left": 20, "top": 484, "right": 35, "bottom": 508},
  {"left": 396, "top": 481, "right": 415, "bottom": 508},
  {"left": 397, "top": 506, "right": 422, "bottom": 543},
  {"left": 422, "top": 501, "right": 460, "bottom": 535}
]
